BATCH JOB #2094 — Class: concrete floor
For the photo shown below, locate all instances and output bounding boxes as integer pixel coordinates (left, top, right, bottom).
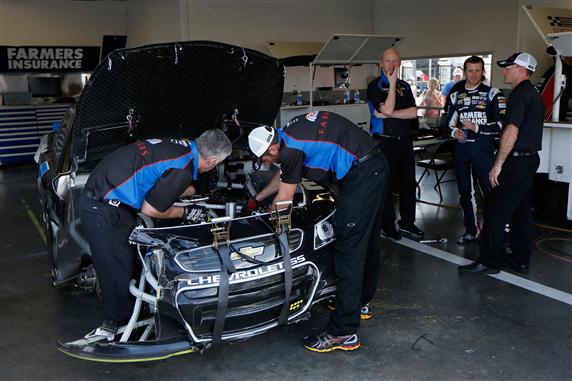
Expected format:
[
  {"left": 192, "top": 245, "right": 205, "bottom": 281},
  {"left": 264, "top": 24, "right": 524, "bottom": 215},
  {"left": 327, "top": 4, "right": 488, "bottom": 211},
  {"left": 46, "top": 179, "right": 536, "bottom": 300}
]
[{"left": 1, "top": 164, "right": 571, "bottom": 381}]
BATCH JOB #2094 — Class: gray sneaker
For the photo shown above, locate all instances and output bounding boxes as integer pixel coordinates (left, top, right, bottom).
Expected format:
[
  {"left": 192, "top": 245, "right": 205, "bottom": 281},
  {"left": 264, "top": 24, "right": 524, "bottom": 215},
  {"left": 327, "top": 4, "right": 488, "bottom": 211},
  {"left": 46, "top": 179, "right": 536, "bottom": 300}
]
[{"left": 303, "top": 332, "right": 361, "bottom": 352}]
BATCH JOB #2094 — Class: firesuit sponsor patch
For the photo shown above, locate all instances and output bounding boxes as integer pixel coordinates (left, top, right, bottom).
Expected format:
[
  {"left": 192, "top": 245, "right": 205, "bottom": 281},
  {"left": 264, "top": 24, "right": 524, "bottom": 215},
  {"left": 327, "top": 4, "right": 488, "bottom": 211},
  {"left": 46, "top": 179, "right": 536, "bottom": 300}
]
[{"left": 459, "top": 111, "right": 488, "bottom": 125}]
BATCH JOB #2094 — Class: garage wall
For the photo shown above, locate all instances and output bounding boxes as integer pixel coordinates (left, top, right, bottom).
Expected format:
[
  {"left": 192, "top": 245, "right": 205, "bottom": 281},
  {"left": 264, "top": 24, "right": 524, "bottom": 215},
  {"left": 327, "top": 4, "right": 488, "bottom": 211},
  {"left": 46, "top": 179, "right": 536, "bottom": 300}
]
[
  {"left": 0, "top": 0, "right": 126, "bottom": 45},
  {"left": 371, "top": 0, "right": 571, "bottom": 88},
  {"left": 0, "top": 0, "right": 127, "bottom": 94},
  {"left": 125, "top": 0, "right": 186, "bottom": 48},
  {"left": 125, "top": 0, "right": 377, "bottom": 93},
  {"left": 184, "top": 0, "right": 374, "bottom": 55},
  {"left": 2, "top": 0, "right": 570, "bottom": 91},
  {"left": 372, "top": 0, "right": 517, "bottom": 88},
  {"left": 183, "top": 1, "right": 376, "bottom": 92}
]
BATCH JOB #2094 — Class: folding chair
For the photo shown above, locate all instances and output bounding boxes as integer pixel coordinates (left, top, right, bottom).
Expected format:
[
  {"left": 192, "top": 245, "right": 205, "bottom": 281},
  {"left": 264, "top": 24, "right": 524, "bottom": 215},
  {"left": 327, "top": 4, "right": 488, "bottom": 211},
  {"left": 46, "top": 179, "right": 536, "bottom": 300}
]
[{"left": 416, "top": 139, "right": 456, "bottom": 201}]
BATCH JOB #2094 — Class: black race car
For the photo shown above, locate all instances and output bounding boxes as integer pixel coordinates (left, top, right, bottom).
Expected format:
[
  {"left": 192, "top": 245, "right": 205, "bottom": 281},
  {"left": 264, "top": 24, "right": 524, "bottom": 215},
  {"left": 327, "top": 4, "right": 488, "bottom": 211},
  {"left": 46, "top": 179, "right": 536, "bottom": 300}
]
[{"left": 35, "top": 41, "right": 338, "bottom": 362}]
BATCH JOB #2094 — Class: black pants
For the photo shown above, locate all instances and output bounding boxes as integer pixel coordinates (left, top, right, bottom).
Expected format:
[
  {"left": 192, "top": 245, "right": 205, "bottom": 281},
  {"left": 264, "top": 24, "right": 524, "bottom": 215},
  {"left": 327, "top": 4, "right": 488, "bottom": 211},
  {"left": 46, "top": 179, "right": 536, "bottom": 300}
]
[
  {"left": 478, "top": 154, "right": 540, "bottom": 269},
  {"left": 326, "top": 154, "right": 388, "bottom": 336},
  {"left": 79, "top": 194, "right": 137, "bottom": 324},
  {"left": 375, "top": 136, "right": 417, "bottom": 229}
]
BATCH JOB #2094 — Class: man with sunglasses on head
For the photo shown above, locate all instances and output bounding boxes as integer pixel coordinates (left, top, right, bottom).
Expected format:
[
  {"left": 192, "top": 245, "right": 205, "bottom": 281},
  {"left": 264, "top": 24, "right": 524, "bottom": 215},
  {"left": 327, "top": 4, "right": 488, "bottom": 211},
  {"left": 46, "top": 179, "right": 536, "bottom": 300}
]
[{"left": 458, "top": 53, "right": 544, "bottom": 275}]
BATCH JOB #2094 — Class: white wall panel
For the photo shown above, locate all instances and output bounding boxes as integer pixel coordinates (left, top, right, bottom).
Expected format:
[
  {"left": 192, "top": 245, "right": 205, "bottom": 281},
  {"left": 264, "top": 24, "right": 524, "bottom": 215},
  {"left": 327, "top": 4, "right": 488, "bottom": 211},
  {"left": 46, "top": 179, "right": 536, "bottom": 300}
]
[
  {"left": 126, "top": 0, "right": 184, "bottom": 47},
  {"left": 0, "top": 0, "right": 126, "bottom": 45},
  {"left": 186, "top": 0, "right": 374, "bottom": 55},
  {"left": 2, "top": 0, "right": 570, "bottom": 90},
  {"left": 372, "top": 0, "right": 518, "bottom": 88}
]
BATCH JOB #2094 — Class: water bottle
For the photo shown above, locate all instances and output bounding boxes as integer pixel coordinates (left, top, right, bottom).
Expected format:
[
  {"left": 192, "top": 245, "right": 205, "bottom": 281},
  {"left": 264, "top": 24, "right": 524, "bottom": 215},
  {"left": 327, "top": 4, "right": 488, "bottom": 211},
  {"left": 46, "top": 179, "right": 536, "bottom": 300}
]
[
  {"left": 353, "top": 89, "right": 360, "bottom": 103},
  {"left": 458, "top": 120, "right": 467, "bottom": 143},
  {"left": 343, "top": 88, "right": 350, "bottom": 104},
  {"left": 459, "top": 119, "right": 469, "bottom": 143},
  {"left": 296, "top": 92, "right": 303, "bottom": 106},
  {"left": 459, "top": 128, "right": 468, "bottom": 143}
]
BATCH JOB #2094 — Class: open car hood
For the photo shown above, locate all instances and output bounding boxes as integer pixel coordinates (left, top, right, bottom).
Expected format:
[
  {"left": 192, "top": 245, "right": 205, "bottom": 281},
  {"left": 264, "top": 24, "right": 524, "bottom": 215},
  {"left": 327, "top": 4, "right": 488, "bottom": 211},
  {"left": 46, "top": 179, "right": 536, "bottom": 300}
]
[{"left": 72, "top": 41, "right": 285, "bottom": 165}]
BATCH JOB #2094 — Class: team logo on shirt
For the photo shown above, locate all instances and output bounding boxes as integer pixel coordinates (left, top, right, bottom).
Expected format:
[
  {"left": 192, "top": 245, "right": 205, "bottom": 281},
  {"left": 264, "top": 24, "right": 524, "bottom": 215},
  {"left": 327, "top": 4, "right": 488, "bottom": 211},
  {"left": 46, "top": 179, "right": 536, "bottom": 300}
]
[
  {"left": 135, "top": 141, "right": 149, "bottom": 156},
  {"left": 306, "top": 112, "right": 319, "bottom": 122}
]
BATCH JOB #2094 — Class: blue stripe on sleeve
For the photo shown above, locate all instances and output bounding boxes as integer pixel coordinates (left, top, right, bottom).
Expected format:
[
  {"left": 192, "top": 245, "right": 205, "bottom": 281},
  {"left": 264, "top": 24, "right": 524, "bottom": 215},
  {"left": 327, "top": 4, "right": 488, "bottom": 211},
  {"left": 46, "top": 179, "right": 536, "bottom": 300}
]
[
  {"left": 104, "top": 153, "right": 194, "bottom": 209},
  {"left": 281, "top": 132, "right": 357, "bottom": 180},
  {"left": 368, "top": 100, "right": 383, "bottom": 135}
]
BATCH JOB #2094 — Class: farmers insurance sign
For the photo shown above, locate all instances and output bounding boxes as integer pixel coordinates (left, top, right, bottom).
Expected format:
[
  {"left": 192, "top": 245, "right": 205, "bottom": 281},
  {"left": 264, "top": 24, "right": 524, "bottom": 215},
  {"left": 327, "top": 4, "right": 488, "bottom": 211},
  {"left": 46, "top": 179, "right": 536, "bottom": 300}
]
[{"left": 0, "top": 46, "right": 101, "bottom": 73}]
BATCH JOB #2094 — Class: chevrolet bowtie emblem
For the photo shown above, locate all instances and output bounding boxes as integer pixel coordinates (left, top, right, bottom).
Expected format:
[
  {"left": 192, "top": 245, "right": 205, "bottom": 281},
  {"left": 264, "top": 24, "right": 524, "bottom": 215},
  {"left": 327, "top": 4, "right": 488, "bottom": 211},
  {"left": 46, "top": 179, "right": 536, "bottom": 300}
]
[{"left": 230, "top": 245, "right": 264, "bottom": 260}]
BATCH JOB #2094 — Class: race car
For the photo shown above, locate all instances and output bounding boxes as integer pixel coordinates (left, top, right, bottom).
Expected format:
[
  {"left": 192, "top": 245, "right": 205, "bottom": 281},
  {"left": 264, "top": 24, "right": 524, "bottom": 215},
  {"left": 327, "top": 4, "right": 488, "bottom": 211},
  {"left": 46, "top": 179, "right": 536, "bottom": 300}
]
[{"left": 35, "top": 40, "right": 338, "bottom": 362}]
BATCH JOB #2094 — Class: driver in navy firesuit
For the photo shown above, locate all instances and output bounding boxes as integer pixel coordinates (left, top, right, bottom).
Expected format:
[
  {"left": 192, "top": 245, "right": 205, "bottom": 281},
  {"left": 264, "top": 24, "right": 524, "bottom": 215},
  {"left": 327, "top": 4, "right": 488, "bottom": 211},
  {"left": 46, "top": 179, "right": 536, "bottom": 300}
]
[
  {"left": 447, "top": 56, "right": 506, "bottom": 244},
  {"left": 78, "top": 129, "right": 231, "bottom": 342},
  {"left": 247, "top": 111, "right": 389, "bottom": 352}
]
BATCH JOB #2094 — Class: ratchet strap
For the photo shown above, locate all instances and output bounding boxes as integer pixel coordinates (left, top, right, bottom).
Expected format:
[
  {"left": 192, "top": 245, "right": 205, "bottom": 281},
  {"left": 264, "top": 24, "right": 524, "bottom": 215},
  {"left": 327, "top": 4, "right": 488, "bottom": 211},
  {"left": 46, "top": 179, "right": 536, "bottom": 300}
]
[
  {"left": 277, "top": 231, "right": 292, "bottom": 326},
  {"left": 212, "top": 244, "right": 236, "bottom": 345}
]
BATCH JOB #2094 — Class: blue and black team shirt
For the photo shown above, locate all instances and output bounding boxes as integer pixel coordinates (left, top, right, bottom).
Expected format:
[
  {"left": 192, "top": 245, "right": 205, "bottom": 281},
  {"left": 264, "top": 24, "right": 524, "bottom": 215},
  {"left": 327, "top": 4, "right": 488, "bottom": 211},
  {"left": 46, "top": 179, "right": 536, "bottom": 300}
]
[
  {"left": 84, "top": 139, "right": 199, "bottom": 211},
  {"left": 447, "top": 82, "right": 506, "bottom": 140},
  {"left": 366, "top": 73, "right": 418, "bottom": 136},
  {"left": 278, "top": 111, "right": 377, "bottom": 184}
]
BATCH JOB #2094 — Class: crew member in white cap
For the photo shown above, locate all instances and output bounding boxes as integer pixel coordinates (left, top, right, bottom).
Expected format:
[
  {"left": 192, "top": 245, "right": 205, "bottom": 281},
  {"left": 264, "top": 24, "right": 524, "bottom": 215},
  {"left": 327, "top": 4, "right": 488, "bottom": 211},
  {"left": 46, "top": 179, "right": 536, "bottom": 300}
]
[
  {"left": 459, "top": 52, "right": 544, "bottom": 275},
  {"left": 247, "top": 112, "right": 388, "bottom": 352}
]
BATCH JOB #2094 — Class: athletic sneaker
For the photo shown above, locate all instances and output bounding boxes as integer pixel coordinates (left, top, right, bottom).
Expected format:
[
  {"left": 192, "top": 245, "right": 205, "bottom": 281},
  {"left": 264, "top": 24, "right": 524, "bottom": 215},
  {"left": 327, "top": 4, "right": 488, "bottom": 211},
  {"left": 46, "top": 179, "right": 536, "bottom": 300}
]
[
  {"left": 398, "top": 223, "right": 425, "bottom": 239},
  {"left": 325, "top": 299, "right": 373, "bottom": 320},
  {"left": 360, "top": 304, "right": 373, "bottom": 320},
  {"left": 456, "top": 233, "right": 477, "bottom": 244},
  {"left": 303, "top": 332, "right": 361, "bottom": 352}
]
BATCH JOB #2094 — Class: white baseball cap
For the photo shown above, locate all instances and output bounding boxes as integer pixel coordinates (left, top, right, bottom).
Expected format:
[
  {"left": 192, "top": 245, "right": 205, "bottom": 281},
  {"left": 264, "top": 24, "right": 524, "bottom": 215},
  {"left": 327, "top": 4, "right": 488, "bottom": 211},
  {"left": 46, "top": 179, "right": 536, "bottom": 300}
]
[
  {"left": 453, "top": 68, "right": 463, "bottom": 76},
  {"left": 248, "top": 125, "right": 275, "bottom": 157},
  {"left": 497, "top": 52, "right": 537, "bottom": 72}
]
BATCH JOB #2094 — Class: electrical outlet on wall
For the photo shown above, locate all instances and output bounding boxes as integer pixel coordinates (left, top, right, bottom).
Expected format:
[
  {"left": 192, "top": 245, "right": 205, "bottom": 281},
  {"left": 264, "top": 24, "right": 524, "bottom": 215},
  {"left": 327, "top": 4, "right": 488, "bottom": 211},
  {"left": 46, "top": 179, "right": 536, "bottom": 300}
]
[{"left": 550, "top": 163, "right": 569, "bottom": 182}]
